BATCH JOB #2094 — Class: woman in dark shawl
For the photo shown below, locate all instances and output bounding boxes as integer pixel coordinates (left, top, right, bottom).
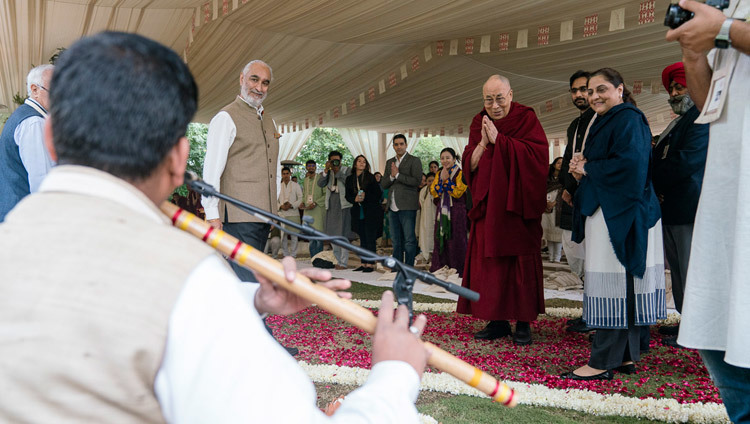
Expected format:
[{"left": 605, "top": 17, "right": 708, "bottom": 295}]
[
  {"left": 562, "top": 68, "right": 665, "bottom": 381},
  {"left": 345, "top": 155, "right": 382, "bottom": 272}
]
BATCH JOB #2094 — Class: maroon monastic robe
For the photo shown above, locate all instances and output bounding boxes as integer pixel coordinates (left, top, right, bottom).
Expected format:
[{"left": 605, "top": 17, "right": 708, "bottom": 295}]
[{"left": 458, "top": 102, "right": 549, "bottom": 322}]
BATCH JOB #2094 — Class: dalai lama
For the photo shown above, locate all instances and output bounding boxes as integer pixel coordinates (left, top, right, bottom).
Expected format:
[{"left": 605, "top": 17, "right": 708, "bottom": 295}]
[{"left": 459, "top": 75, "right": 549, "bottom": 345}]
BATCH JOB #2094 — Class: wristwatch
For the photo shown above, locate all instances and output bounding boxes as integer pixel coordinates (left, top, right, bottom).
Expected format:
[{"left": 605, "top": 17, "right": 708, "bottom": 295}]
[{"left": 715, "top": 18, "right": 734, "bottom": 49}]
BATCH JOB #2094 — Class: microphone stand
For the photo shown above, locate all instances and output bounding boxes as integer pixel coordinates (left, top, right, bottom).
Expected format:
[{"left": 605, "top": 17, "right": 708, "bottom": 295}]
[{"left": 185, "top": 172, "right": 479, "bottom": 319}]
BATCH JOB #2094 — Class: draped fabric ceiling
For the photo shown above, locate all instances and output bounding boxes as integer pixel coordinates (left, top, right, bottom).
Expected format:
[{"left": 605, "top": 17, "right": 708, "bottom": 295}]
[{"left": 1, "top": 0, "right": 681, "bottom": 142}]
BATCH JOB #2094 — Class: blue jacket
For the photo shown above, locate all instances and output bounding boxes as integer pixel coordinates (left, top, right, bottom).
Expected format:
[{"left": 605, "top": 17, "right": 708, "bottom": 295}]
[
  {"left": 652, "top": 106, "right": 709, "bottom": 225},
  {"left": 572, "top": 103, "right": 661, "bottom": 278},
  {"left": 0, "top": 103, "right": 43, "bottom": 221}
]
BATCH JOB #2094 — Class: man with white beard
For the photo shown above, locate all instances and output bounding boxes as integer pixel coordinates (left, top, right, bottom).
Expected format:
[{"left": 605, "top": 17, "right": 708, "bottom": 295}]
[
  {"left": 651, "top": 61, "right": 709, "bottom": 347},
  {"left": 202, "top": 60, "right": 298, "bottom": 355},
  {"left": 202, "top": 60, "right": 280, "bottom": 282}
]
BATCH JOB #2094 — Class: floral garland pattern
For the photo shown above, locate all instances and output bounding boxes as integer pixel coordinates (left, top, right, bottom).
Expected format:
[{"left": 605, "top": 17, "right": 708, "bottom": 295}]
[
  {"left": 270, "top": 302, "right": 722, "bottom": 422},
  {"left": 300, "top": 362, "right": 729, "bottom": 423}
]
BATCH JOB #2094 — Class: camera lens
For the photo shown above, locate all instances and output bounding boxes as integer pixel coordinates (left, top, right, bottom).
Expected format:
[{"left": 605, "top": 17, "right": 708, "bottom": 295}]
[{"left": 664, "top": 4, "right": 694, "bottom": 29}]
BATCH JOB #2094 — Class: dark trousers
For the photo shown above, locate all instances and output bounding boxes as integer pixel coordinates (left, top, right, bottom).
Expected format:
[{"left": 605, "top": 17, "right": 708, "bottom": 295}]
[
  {"left": 389, "top": 209, "right": 417, "bottom": 266},
  {"left": 588, "top": 274, "right": 650, "bottom": 370},
  {"left": 356, "top": 218, "right": 378, "bottom": 264},
  {"left": 222, "top": 222, "right": 271, "bottom": 282},
  {"left": 663, "top": 223, "right": 693, "bottom": 313}
]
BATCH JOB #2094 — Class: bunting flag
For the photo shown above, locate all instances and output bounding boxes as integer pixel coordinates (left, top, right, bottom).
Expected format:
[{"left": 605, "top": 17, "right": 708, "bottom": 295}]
[
  {"left": 639, "top": 0, "right": 656, "bottom": 24},
  {"left": 499, "top": 33, "right": 509, "bottom": 51},
  {"left": 516, "top": 29, "right": 528, "bottom": 48},
  {"left": 584, "top": 14, "right": 598, "bottom": 37},
  {"left": 293, "top": 122, "right": 296, "bottom": 132},
  {"left": 610, "top": 8, "right": 626, "bottom": 31},
  {"left": 465, "top": 37, "right": 474, "bottom": 54},
  {"left": 560, "top": 20, "right": 573, "bottom": 41},
  {"left": 480, "top": 35, "right": 490, "bottom": 53},
  {"left": 203, "top": 2, "right": 210, "bottom": 23},
  {"left": 651, "top": 80, "right": 661, "bottom": 94},
  {"left": 409, "top": 129, "right": 413, "bottom": 138},
  {"left": 537, "top": 25, "right": 550, "bottom": 46},
  {"left": 632, "top": 80, "right": 643, "bottom": 95},
  {"left": 264, "top": 5, "right": 673, "bottom": 133},
  {"left": 222, "top": 0, "right": 229, "bottom": 16}
]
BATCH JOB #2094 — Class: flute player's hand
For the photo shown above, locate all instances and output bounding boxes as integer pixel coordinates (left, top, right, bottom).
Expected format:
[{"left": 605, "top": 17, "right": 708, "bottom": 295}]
[
  {"left": 254, "top": 256, "right": 352, "bottom": 316},
  {"left": 372, "top": 291, "right": 430, "bottom": 379}
]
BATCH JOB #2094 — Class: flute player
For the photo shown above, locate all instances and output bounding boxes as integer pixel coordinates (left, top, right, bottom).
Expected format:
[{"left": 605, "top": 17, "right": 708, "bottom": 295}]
[{"left": 0, "top": 32, "right": 429, "bottom": 423}]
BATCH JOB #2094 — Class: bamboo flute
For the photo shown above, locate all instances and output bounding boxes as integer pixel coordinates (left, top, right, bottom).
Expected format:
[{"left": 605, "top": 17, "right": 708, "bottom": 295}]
[{"left": 161, "top": 201, "right": 517, "bottom": 407}]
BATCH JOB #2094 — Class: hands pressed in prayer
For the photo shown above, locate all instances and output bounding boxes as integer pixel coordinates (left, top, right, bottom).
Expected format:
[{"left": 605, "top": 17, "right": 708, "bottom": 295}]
[
  {"left": 440, "top": 167, "right": 449, "bottom": 181},
  {"left": 482, "top": 115, "right": 498, "bottom": 144},
  {"left": 390, "top": 162, "right": 399, "bottom": 177},
  {"left": 254, "top": 256, "right": 352, "bottom": 316},
  {"left": 569, "top": 156, "right": 587, "bottom": 181}
]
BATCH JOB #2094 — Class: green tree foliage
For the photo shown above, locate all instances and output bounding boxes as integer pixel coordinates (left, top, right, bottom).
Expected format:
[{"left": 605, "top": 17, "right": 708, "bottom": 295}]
[
  {"left": 294, "top": 128, "right": 353, "bottom": 178},
  {"left": 174, "top": 123, "right": 208, "bottom": 197},
  {"left": 411, "top": 136, "right": 445, "bottom": 174}
]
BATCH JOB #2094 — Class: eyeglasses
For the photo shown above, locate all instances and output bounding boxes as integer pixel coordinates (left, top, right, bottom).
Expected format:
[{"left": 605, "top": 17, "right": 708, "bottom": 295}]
[
  {"left": 570, "top": 86, "right": 587, "bottom": 94},
  {"left": 483, "top": 89, "right": 512, "bottom": 106},
  {"left": 37, "top": 85, "right": 49, "bottom": 93}
]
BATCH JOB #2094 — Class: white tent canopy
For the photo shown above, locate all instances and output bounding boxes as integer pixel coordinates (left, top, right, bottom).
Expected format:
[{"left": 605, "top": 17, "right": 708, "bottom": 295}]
[{"left": 1, "top": 0, "right": 680, "bottom": 145}]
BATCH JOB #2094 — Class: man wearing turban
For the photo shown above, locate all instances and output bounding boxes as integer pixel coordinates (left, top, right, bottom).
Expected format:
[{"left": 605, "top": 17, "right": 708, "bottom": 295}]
[{"left": 651, "top": 62, "right": 709, "bottom": 347}]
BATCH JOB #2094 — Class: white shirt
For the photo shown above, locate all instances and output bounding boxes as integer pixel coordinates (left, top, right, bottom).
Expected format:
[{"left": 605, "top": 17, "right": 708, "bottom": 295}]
[
  {"left": 389, "top": 154, "right": 404, "bottom": 212},
  {"left": 201, "top": 96, "right": 272, "bottom": 221},
  {"left": 40, "top": 166, "right": 422, "bottom": 423},
  {"left": 278, "top": 180, "right": 302, "bottom": 217},
  {"left": 15, "top": 99, "right": 54, "bottom": 192},
  {"left": 678, "top": 0, "right": 750, "bottom": 368}
]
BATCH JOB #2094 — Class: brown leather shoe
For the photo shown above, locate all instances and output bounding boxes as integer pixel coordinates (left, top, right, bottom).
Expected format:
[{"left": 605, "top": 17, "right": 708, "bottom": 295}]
[{"left": 334, "top": 265, "right": 347, "bottom": 270}]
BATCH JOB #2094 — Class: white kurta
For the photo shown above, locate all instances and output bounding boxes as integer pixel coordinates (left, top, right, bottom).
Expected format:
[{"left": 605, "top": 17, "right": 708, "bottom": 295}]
[
  {"left": 418, "top": 185, "right": 436, "bottom": 260},
  {"left": 678, "top": 0, "right": 750, "bottom": 368}
]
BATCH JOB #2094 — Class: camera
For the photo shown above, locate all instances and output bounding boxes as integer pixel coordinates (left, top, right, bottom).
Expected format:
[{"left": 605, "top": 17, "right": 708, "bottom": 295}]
[
  {"left": 330, "top": 159, "right": 341, "bottom": 167},
  {"left": 664, "top": 0, "right": 730, "bottom": 29}
]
